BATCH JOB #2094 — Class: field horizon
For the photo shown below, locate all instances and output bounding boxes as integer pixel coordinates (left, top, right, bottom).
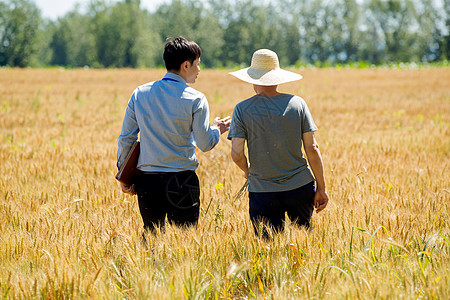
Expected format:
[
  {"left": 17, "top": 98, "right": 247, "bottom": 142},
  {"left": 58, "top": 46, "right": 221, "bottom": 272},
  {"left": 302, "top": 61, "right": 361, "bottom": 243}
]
[{"left": 0, "top": 67, "right": 449, "bottom": 299}]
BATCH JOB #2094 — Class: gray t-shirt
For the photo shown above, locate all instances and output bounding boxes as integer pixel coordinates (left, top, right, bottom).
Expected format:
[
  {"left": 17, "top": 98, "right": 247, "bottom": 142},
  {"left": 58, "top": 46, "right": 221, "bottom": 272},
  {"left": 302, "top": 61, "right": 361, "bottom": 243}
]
[{"left": 228, "top": 93, "right": 317, "bottom": 192}]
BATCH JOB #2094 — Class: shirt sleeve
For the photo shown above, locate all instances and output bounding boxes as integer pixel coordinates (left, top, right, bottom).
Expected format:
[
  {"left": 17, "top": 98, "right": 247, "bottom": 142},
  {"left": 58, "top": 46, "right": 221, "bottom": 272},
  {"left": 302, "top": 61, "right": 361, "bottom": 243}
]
[
  {"left": 117, "top": 90, "right": 140, "bottom": 170},
  {"left": 301, "top": 100, "right": 318, "bottom": 133},
  {"left": 191, "top": 95, "right": 220, "bottom": 152},
  {"left": 227, "top": 104, "right": 246, "bottom": 140}
]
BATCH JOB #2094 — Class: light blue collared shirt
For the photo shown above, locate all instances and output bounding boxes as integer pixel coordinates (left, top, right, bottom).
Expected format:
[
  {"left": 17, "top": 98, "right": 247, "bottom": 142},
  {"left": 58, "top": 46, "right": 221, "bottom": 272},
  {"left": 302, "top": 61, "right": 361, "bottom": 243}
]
[{"left": 117, "top": 72, "right": 220, "bottom": 172}]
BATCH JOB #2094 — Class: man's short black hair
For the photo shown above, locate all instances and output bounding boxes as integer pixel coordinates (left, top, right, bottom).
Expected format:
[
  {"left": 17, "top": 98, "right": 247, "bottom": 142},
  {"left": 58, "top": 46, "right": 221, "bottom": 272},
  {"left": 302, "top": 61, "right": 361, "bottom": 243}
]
[{"left": 163, "top": 36, "right": 201, "bottom": 71}]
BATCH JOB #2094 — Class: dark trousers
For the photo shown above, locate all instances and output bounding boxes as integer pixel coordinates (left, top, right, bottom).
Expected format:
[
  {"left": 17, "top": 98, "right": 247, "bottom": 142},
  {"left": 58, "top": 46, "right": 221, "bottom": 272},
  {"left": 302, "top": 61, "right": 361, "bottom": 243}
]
[
  {"left": 135, "top": 170, "right": 200, "bottom": 234},
  {"left": 249, "top": 181, "right": 315, "bottom": 238}
]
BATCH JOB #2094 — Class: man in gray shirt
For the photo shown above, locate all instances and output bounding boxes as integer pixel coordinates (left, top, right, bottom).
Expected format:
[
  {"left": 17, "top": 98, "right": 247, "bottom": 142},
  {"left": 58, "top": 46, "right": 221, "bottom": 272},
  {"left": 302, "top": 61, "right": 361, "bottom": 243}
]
[
  {"left": 117, "top": 37, "right": 230, "bottom": 235},
  {"left": 228, "top": 49, "right": 329, "bottom": 239}
]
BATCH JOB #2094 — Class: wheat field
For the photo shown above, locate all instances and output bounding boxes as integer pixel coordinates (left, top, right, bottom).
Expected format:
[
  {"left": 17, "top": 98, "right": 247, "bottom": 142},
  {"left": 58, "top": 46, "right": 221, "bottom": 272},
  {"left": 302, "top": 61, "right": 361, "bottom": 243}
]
[{"left": 0, "top": 67, "right": 449, "bottom": 299}]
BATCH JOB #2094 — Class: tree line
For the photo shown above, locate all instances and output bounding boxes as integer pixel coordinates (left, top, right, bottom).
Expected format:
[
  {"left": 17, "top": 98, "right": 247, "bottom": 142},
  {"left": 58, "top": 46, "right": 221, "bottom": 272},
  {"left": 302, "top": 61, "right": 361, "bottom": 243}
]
[{"left": 1, "top": 0, "right": 449, "bottom": 68}]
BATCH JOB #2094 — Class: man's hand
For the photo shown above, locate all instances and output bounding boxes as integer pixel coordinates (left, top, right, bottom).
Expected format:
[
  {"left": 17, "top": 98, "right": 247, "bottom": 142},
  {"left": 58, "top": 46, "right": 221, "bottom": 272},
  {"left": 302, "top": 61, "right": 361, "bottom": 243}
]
[
  {"left": 121, "top": 183, "right": 136, "bottom": 195},
  {"left": 314, "top": 189, "right": 329, "bottom": 213},
  {"left": 212, "top": 116, "right": 231, "bottom": 134}
]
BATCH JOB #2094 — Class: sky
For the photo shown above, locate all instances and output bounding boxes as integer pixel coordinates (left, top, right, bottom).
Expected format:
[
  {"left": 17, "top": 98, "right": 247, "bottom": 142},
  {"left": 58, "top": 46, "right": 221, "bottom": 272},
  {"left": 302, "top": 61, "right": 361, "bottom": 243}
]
[
  {"left": 33, "top": 0, "right": 170, "bottom": 20},
  {"left": 32, "top": 0, "right": 448, "bottom": 23}
]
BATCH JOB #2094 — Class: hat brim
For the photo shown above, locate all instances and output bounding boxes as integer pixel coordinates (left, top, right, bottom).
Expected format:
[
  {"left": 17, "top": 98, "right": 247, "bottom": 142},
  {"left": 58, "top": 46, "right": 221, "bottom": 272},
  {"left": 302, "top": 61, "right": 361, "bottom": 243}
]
[{"left": 229, "top": 67, "right": 302, "bottom": 86}]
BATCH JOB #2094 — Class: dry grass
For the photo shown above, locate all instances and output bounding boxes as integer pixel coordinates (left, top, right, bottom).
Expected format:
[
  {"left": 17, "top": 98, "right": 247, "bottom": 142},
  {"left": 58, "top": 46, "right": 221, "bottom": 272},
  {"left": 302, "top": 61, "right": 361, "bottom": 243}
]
[{"left": 0, "top": 67, "right": 449, "bottom": 299}]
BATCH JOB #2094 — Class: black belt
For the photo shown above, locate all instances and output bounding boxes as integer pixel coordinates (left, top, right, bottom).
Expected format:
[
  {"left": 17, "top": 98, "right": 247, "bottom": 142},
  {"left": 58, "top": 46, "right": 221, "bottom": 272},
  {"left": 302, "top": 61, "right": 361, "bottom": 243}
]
[
  {"left": 140, "top": 171, "right": 166, "bottom": 175},
  {"left": 140, "top": 170, "right": 194, "bottom": 175}
]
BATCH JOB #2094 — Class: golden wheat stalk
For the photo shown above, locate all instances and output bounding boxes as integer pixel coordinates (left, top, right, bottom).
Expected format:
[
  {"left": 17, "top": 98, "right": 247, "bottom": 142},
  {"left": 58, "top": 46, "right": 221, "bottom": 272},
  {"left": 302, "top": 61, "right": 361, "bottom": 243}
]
[{"left": 234, "top": 180, "right": 248, "bottom": 201}]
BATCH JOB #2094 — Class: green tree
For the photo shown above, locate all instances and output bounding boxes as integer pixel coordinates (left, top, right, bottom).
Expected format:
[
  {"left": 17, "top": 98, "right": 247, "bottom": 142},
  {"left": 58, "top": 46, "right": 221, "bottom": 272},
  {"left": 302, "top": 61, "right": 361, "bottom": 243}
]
[
  {"left": 220, "top": 1, "right": 280, "bottom": 66},
  {"left": 49, "top": 11, "right": 97, "bottom": 67},
  {"left": 34, "top": 19, "right": 54, "bottom": 66},
  {"left": 328, "top": 0, "right": 360, "bottom": 63},
  {"left": 294, "top": 0, "right": 331, "bottom": 64},
  {"left": 2, "top": 0, "right": 448, "bottom": 68},
  {"left": 442, "top": 0, "right": 450, "bottom": 60},
  {"left": 153, "top": 0, "right": 224, "bottom": 67},
  {"left": 86, "top": 0, "right": 160, "bottom": 68},
  {"left": 278, "top": 16, "right": 301, "bottom": 66},
  {"left": 422, "top": 0, "right": 450, "bottom": 61},
  {"left": 0, "top": 0, "right": 41, "bottom": 67},
  {"left": 360, "top": 0, "right": 419, "bottom": 63}
]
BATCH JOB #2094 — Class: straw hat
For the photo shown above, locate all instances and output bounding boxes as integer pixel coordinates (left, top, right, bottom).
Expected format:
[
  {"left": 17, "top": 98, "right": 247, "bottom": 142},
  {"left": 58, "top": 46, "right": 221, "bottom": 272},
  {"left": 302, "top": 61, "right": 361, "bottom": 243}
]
[{"left": 229, "top": 49, "right": 302, "bottom": 86}]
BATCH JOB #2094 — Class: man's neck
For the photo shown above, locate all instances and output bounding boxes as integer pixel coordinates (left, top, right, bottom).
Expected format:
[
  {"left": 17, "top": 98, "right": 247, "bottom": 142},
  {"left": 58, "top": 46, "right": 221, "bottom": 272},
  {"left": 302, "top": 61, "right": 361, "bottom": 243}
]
[
  {"left": 167, "top": 70, "right": 187, "bottom": 82},
  {"left": 254, "top": 85, "right": 280, "bottom": 97}
]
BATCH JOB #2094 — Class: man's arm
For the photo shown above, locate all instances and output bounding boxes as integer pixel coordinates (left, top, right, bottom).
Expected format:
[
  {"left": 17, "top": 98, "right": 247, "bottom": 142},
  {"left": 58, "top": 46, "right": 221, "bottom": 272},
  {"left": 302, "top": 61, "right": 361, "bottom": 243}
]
[
  {"left": 302, "top": 131, "right": 329, "bottom": 213},
  {"left": 117, "top": 91, "right": 139, "bottom": 169},
  {"left": 231, "top": 137, "right": 249, "bottom": 178},
  {"left": 192, "top": 96, "right": 230, "bottom": 152},
  {"left": 117, "top": 91, "right": 139, "bottom": 195}
]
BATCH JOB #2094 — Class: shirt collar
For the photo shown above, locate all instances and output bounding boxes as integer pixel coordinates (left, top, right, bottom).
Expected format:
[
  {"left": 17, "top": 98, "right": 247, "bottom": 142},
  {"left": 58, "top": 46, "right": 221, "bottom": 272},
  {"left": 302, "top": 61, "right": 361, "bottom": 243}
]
[{"left": 163, "top": 72, "right": 186, "bottom": 84}]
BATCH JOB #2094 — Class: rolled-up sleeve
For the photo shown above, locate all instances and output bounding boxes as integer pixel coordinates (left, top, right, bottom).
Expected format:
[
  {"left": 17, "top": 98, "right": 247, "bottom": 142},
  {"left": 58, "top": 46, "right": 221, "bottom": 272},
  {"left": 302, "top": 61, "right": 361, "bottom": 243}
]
[
  {"left": 117, "top": 90, "right": 140, "bottom": 169},
  {"left": 191, "top": 95, "right": 220, "bottom": 152}
]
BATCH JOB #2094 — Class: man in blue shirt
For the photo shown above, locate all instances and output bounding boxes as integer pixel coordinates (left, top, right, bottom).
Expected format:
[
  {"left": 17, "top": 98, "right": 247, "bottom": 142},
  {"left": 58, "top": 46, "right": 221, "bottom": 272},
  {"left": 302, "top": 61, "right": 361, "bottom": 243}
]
[{"left": 117, "top": 37, "right": 230, "bottom": 235}]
